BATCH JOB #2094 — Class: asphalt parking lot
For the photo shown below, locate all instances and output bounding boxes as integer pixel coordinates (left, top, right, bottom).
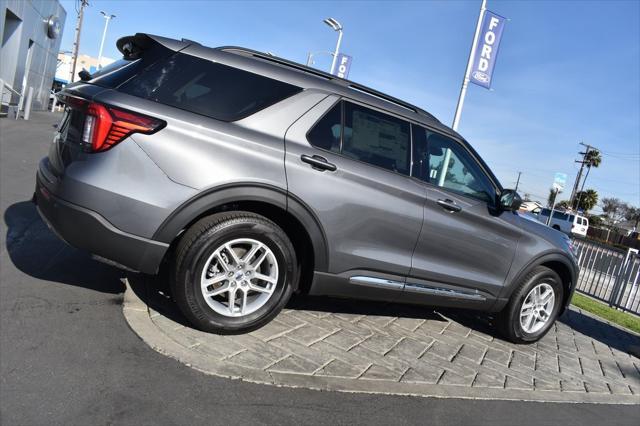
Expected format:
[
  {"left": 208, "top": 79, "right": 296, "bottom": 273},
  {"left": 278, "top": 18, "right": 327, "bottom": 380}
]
[{"left": 1, "top": 112, "right": 639, "bottom": 425}]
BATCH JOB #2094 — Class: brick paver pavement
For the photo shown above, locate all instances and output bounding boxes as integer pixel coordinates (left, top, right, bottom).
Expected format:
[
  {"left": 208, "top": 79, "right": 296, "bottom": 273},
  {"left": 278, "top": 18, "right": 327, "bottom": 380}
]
[{"left": 124, "top": 276, "right": 640, "bottom": 403}]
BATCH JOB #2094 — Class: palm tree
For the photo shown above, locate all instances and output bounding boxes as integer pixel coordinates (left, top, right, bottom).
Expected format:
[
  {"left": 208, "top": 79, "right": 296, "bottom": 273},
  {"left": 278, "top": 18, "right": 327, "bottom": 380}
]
[
  {"left": 574, "top": 189, "right": 598, "bottom": 212},
  {"left": 574, "top": 149, "right": 602, "bottom": 209}
]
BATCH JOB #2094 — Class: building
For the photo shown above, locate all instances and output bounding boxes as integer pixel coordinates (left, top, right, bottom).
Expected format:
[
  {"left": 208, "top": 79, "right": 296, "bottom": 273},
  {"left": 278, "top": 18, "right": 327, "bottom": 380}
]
[
  {"left": 55, "top": 52, "right": 114, "bottom": 86},
  {"left": 0, "top": 0, "right": 66, "bottom": 113}
]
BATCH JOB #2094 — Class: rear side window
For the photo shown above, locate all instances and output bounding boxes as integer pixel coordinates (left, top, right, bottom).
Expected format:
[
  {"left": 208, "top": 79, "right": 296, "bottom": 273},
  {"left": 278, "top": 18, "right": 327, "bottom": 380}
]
[
  {"left": 307, "top": 103, "right": 341, "bottom": 153},
  {"left": 343, "top": 102, "right": 410, "bottom": 174},
  {"left": 119, "top": 53, "right": 302, "bottom": 122},
  {"left": 306, "top": 100, "right": 411, "bottom": 175}
]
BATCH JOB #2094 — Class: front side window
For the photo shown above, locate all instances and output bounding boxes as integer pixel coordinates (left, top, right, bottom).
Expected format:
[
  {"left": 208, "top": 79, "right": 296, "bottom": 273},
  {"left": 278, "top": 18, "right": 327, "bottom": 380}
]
[
  {"left": 119, "top": 52, "right": 302, "bottom": 122},
  {"left": 343, "top": 102, "right": 410, "bottom": 175},
  {"left": 412, "top": 124, "right": 496, "bottom": 203}
]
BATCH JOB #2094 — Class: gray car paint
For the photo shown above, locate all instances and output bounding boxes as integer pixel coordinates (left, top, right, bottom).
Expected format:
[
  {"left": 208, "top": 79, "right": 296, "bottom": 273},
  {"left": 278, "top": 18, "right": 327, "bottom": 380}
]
[{"left": 38, "top": 33, "right": 578, "bottom": 314}]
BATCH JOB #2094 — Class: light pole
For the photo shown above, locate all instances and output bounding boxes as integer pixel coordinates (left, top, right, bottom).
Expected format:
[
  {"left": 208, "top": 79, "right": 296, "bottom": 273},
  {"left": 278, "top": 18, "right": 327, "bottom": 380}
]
[
  {"left": 97, "top": 11, "right": 116, "bottom": 70},
  {"left": 306, "top": 51, "right": 333, "bottom": 67},
  {"left": 323, "top": 18, "right": 343, "bottom": 74}
]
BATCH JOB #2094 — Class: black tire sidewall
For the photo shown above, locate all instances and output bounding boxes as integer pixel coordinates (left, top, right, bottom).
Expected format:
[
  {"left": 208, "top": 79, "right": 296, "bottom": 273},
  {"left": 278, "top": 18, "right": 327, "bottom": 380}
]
[
  {"left": 504, "top": 267, "right": 563, "bottom": 343},
  {"left": 176, "top": 217, "right": 295, "bottom": 333}
]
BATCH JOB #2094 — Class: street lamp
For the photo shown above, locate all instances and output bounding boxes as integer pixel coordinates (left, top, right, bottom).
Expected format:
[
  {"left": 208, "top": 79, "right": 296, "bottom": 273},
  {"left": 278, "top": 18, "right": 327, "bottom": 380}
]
[
  {"left": 97, "top": 11, "right": 116, "bottom": 70},
  {"left": 305, "top": 50, "right": 333, "bottom": 67},
  {"left": 323, "top": 17, "right": 343, "bottom": 74}
]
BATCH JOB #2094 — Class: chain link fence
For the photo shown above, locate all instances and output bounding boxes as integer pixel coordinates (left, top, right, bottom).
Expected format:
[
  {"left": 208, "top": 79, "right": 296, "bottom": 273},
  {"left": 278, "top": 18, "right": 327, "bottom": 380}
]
[{"left": 572, "top": 238, "right": 640, "bottom": 315}]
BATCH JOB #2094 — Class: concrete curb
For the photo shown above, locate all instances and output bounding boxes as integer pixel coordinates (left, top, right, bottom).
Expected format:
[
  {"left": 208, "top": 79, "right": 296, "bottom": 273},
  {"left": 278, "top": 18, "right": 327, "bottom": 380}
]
[{"left": 122, "top": 279, "right": 640, "bottom": 404}]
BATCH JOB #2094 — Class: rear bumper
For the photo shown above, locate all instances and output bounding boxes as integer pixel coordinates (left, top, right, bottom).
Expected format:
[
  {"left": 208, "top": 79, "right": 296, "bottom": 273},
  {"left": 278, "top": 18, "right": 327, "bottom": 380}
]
[{"left": 34, "top": 174, "right": 169, "bottom": 274}]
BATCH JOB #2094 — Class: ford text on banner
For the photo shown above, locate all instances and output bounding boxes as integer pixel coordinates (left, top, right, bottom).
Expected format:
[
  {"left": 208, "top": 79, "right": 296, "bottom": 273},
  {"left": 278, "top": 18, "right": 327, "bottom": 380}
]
[
  {"left": 332, "top": 53, "right": 352, "bottom": 79},
  {"left": 469, "top": 10, "right": 506, "bottom": 89}
]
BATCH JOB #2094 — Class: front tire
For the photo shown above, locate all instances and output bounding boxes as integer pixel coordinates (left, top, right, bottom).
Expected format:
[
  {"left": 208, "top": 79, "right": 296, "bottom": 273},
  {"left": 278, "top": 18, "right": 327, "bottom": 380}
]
[
  {"left": 171, "top": 211, "right": 297, "bottom": 334},
  {"left": 497, "top": 266, "right": 563, "bottom": 343}
]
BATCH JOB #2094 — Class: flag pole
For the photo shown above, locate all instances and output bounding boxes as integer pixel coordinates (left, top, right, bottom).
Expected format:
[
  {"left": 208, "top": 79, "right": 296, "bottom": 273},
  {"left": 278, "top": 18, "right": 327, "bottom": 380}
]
[{"left": 451, "top": 0, "right": 487, "bottom": 131}]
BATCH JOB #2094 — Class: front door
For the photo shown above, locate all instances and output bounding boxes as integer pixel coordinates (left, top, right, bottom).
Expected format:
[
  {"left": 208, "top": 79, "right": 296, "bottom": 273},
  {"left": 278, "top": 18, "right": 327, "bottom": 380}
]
[
  {"left": 406, "top": 125, "right": 521, "bottom": 306},
  {"left": 284, "top": 96, "right": 426, "bottom": 299}
]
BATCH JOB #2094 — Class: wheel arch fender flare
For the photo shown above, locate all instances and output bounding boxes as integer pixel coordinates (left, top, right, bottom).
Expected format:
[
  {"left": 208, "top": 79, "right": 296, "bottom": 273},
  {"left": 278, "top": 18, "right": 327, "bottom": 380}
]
[
  {"left": 153, "top": 183, "right": 329, "bottom": 272},
  {"left": 499, "top": 251, "right": 578, "bottom": 311}
]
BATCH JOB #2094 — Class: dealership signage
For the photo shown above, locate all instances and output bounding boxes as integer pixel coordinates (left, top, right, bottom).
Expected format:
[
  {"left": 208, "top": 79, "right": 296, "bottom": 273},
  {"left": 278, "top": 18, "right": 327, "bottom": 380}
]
[
  {"left": 332, "top": 53, "right": 352, "bottom": 79},
  {"left": 553, "top": 172, "right": 567, "bottom": 191},
  {"left": 469, "top": 10, "right": 506, "bottom": 89}
]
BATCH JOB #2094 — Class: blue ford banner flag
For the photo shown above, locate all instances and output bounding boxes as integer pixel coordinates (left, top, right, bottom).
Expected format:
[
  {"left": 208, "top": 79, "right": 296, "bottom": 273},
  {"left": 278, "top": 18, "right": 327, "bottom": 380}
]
[
  {"left": 332, "top": 53, "right": 352, "bottom": 79},
  {"left": 469, "top": 10, "right": 506, "bottom": 89}
]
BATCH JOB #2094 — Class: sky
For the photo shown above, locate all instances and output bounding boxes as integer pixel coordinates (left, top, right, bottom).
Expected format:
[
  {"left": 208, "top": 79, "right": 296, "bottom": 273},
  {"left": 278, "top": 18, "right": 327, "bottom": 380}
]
[{"left": 58, "top": 0, "right": 640, "bottom": 211}]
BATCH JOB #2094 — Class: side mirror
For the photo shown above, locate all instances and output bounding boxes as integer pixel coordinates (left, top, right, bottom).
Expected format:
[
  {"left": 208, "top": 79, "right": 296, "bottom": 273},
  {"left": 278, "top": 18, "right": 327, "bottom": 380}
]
[
  {"left": 78, "top": 70, "right": 91, "bottom": 81},
  {"left": 499, "top": 189, "right": 522, "bottom": 212}
]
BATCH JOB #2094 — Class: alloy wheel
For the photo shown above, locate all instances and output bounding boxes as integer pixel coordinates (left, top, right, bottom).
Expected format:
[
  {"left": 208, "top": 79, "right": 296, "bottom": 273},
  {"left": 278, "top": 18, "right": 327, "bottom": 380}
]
[
  {"left": 519, "top": 282, "right": 555, "bottom": 334},
  {"left": 199, "top": 238, "right": 278, "bottom": 317}
]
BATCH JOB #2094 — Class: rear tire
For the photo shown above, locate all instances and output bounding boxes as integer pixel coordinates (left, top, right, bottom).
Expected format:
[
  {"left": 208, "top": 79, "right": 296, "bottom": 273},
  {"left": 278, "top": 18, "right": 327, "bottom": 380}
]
[
  {"left": 497, "top": 266, "right": 563, "bottom": 343},
  {"left": 171, "top": 211, "right": 297, "bottom": 334}
]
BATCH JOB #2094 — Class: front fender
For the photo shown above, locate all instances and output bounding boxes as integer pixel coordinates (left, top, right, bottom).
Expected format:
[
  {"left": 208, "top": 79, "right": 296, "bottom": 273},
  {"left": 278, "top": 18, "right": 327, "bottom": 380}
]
[{"left": 495, "top": 251, "right": 578, "bottom": 312}]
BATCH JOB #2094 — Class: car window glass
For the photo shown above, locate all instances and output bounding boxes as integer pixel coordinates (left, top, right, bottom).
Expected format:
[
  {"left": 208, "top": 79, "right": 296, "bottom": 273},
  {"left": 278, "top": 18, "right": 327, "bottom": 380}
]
[
  {"left": 120, "top": 52, "right": 302, "bottom": 122},
  {"left": 413, "top": 125, "right": 495, "bottom": 203},
  {"left": 552, "top": 211, "right": 569, "bottom": 220},
  {"left": 307, "top": 103, "right": 341, "bottom": 152},
  {"left": 343, "top": 102, "right": 410, "bottom": 175}
]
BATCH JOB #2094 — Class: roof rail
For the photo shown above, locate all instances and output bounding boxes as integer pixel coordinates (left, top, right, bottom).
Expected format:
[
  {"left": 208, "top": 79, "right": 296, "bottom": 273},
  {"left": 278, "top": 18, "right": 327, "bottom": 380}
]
[
  {"left": 218, "top": 46, "right": 438, "bottom": 122},
  {"left": 181, "top": 38, "right": 201, "bottom": 45}
]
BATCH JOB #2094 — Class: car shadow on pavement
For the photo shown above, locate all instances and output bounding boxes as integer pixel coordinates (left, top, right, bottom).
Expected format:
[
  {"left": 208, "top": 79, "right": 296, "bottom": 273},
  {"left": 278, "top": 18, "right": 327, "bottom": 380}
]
[
  {"left": 4, "top": 201, "right": 125, "bottom": 294},
  {"left": 8, "top": 200, "right": 639, "bottom": 357},
  {"left": 133, "top": 271, "right": 640, "bottom": 357}
]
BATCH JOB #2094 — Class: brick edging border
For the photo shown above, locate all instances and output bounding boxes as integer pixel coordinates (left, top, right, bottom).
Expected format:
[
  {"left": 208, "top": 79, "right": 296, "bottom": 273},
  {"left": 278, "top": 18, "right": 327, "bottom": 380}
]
[{"left": 122, "top": 279, "right": 639, "bottom": 405}]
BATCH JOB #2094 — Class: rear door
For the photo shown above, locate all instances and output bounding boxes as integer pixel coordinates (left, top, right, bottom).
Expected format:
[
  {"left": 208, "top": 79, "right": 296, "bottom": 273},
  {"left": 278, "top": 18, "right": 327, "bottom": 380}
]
[
  {"left": 404, "top": 125, "right": 521, "bottom": 306},
  {"left": 284, "top": 97, "right": 426, "bottom": 298}
]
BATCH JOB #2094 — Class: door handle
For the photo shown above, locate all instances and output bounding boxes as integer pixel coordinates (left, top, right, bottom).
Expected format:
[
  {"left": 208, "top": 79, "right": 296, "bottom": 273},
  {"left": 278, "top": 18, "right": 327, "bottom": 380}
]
[
  {"left": 301, "top": 154, "right": 337, "bottom": 172},
  {"left": 436, "top": 198, "right": 462, "bottom": 212}
]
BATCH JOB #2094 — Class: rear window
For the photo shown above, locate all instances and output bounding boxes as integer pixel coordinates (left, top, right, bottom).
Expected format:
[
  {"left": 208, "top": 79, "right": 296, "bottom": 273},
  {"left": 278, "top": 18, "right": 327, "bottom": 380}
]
[
  {"left": 118, "top": 52, "right": 302, "bottom": 122},
  {"left": 87, "top": 43, "right": 173, "bottom": 89}
]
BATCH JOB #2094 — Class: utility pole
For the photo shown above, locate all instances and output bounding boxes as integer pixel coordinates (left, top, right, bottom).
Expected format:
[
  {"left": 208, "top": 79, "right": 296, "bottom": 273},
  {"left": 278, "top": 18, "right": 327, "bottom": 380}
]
[
  {"left": 514, "top": 171, "right": 522, "bottom": 191},
  {"left": 569, "top": 142, "right": 597, "bottom": 208},
  {"left": 69, "top": 0, "right": 89, "bottom": 83}
]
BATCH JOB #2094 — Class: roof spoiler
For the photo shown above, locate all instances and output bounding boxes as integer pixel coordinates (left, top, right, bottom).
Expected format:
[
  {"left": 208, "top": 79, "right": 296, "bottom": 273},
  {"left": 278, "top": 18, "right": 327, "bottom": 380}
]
[{"left": 116, "top": 33, "right": 195, "bottom": 59}]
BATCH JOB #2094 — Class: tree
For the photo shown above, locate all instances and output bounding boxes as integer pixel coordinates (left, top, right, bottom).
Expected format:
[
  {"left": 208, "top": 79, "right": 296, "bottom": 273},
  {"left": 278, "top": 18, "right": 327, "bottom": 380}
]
[
  {"left": 554, "top": 200, "right": 571, "bottom": 209},
  {"left": 625, "top": 206, "right": 640, "bottom": 230},
  {"left": 574, "top": 189, "right": 598, "bottom": 212},
  {"left": 573, "top": 149, "right": 602, "bottom": 209},
  {"left": 588, "top": 215, "right": 604, "bottom": 227},
  {"left": 547, "top": 188, "right": 561, "bottom": 208},
  {"left": 601, "top": 197, "right": 628, "bottom": 226}
]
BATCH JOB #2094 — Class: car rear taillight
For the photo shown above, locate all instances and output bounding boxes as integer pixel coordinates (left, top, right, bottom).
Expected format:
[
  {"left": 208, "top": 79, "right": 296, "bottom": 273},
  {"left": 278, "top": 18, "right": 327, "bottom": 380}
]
[{"left": 82, "top": 102, "right": 164, "bottom": 152}]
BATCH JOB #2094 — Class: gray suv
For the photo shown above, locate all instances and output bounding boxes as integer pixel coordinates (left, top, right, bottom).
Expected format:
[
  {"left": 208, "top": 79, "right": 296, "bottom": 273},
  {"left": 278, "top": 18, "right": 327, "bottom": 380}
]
[{"left": 35, "top": 33, "right": 578, "bottom": 343}]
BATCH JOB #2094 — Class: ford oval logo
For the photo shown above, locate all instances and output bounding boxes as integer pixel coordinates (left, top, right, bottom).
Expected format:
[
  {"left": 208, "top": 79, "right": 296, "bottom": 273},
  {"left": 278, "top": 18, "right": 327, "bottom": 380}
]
[{"left": 472, "top": 71, "right": 489, "bottom": 83}]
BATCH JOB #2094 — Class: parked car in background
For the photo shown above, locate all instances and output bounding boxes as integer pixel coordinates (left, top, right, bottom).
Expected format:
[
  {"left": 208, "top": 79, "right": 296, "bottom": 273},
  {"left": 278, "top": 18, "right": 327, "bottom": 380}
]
[
  {"left": 34, "top": 33, "right": 579, "bottom": 343},
  {"left": 532, "top": 208, "right": 589, "bottom": 237}
]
